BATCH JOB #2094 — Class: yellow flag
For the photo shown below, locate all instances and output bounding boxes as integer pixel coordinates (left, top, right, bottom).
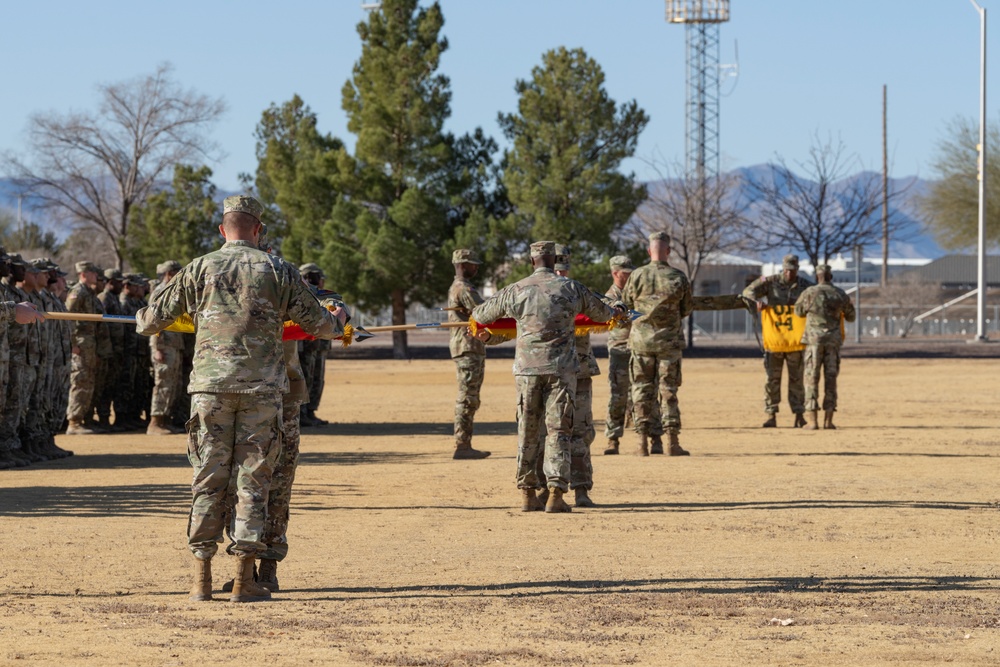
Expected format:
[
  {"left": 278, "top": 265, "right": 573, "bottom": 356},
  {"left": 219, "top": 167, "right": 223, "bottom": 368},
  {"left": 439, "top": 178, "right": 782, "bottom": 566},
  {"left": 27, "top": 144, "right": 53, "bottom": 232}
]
[
  {"left": 760, "top": 305, "right": 806, "bottom": 353},
  {"left": 164, "top": 313, "right": 196, "bottom": 334}
]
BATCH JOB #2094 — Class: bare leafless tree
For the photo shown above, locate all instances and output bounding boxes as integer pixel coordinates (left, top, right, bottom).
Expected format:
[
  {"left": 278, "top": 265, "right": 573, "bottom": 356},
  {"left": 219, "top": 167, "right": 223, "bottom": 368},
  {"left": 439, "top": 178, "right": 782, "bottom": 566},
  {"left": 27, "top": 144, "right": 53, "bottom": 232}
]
[
  {"left": 743, "top": 134, "right": 913, "bottom": 268},
  {"left": 4, "top": 64, "right": 226, "bottom": 268},
  {"left": 877, "top": 277, "right": 942, "bottom": 338},
  {"left": 630, "top": 156, "right": 750, "bottom": 288}
]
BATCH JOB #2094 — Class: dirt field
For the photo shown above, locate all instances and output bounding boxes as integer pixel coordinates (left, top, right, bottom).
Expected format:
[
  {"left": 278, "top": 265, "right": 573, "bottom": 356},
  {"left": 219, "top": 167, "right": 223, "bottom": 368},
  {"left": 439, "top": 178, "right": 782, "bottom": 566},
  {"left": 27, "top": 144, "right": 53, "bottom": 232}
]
[{"left": 2, "top": 354, "right": 999, "bottom": 666}]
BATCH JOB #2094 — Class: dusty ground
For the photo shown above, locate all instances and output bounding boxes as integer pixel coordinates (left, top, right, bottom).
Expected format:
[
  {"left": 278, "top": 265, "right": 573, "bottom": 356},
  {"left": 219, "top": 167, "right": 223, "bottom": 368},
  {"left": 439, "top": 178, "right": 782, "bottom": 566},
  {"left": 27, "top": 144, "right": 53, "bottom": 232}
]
[{"left": 2, "top": 353, "right": 999, "bottom": 666}]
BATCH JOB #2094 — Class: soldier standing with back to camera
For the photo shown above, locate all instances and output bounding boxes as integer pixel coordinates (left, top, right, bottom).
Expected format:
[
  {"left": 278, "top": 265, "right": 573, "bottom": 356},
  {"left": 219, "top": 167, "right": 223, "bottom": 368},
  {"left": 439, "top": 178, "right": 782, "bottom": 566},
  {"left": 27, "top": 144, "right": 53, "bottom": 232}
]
[
  {"left": 622, "top": 232, "right": 693, "bottom": 457},
  {"left": 795, "top": 264, "right": 856, "bottom": 430},
  {"left": 741, "top": 254, "right": 813, "bottom": 428}
]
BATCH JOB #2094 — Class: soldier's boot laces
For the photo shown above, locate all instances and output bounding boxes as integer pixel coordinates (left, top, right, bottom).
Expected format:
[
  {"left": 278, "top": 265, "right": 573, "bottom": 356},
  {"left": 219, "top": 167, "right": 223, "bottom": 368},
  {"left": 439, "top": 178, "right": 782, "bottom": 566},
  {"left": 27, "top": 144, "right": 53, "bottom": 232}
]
[
  {"left": 220, "top": 560, "right": 257, "bottom": 593},
  {"left": 453, "top": 444, "right": 491, "bottom": 460},
  {"left": 574, "top": 487, "right": 595, "bottom": 508},
  {"left": 189, "top": 557, "right": 212, "bottom": 602},
  {"left": 762, "top": 414, "right": 777, "bottom": 428},
  {"left": 544, "top": 487, "right": 572, "bottom": 513},
  {"left": 65, "top": 419, "right": 98, "bottom": 436},
  {"left": 257, "top": 559, "right": 279, "bottom": 592},
  {"left": 823, "top": 410, "right": 836, "bottom": 430},
  {"left": 793, "top": 413, "right": 807, "bottom": 428},
  {"left": 668, "top": 432, "right": 690, "bottom": 456},
  {"left": 805, "top": 411, "right": 819, "bottom": 431},
  {"left": 521, "top": 488, "right": 544, "bottom": 512},
  {"left": 602, "top": 438, "right": 619, "bottom": 455},
  {"left": 636, "top": 434, "right": 649, "bottom": 457},
  {"left": 649, "top": 434, "right": 664, "bottom": 455},
  {"left": 230, "top": 557, "right": 271, "bottom": 603}
]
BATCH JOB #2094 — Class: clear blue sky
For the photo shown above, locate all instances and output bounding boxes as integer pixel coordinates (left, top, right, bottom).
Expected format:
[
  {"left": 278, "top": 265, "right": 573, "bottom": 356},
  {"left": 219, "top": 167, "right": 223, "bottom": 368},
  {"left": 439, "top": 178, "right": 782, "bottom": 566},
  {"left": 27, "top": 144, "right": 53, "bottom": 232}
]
[{"left": 0, "top": 1, "right": 994, "bottom": 191}]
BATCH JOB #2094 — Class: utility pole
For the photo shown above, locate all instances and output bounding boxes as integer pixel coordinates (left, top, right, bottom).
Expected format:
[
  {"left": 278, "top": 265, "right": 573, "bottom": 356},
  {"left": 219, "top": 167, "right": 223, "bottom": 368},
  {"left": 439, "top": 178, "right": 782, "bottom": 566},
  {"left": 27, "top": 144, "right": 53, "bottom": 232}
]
[
  {"left": 971, "top": 0, "right": 989, "bottom": 342},
  {"left": 881, "top": 85, "right": 889, "bottom": 288}
]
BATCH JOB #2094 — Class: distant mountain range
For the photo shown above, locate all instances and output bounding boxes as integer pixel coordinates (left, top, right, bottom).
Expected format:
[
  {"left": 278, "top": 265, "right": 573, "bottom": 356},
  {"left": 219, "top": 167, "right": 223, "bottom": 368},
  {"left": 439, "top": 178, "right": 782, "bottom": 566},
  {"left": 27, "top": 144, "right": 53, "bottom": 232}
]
[{"left": 0, "top": 166, "right": 947, "bottom": 260}]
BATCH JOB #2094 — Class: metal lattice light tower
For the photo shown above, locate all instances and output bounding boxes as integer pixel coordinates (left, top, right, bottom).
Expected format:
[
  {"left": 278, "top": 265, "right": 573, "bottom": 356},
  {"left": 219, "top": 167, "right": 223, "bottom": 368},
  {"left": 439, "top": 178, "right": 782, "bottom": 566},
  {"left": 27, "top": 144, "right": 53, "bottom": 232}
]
[{"left": 666, "top": 1, "right": 730, "bottom": 185}]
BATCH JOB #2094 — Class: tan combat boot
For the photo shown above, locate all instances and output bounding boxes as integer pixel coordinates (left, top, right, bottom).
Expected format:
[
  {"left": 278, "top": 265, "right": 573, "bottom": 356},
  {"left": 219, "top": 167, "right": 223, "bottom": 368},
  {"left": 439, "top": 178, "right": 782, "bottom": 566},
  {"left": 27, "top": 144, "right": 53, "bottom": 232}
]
[
  {"left": 602, "top": 438, "right": 619, "bottom": 455},
  {"left": 521, "top": 488, "right": 543, "bottom": 512},
  {"left": 146, "top": 416, "right": 176, "bottom": 436},
  {"left": 574, "top": 487, "right": 595, "bottom": 508},
  {"left": 189, "top": 557, "right": 212, "bottom": 601},
  {"left": 636, "top": 434, "right": 649, "bottom": 457},
  {"left": 762, "top": 413, "right": 777, "bottom": 428},
  {"left": 805, "top": 410, "right": 819, "bottom": 430},
  {"left": 257, "top": 559, "right": 279, "bottom": 592},
  {"left": 65, "top": 419, "right": 98, "bottom": 436},
  {"left": 230, "top": 557, "right": 271, "bottom": 603},
  {"left": 650, "top": 434, "right": 664, "bottom": 455},
  {"left": 544, "top": 487, "right": 572, "bottom": 513},
  {"left": 453, "top": 443, "right": 491, "bottom": 460},
  {"left": 668, "top": 432, "right": 690, "bottom": 456},
  {"left": 793, "top": 413, "right": 807, "bottom": 428},
  {"left": 823, "top": 410, "right": 836, "bottom": 430}
]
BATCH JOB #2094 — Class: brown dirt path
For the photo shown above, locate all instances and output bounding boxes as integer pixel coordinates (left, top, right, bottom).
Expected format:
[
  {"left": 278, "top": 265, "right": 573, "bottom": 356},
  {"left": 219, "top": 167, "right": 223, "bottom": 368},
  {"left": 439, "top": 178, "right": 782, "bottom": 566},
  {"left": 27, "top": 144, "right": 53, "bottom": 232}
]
[{"left": 1, "top": 357, "right": 999, "bottom": 666}]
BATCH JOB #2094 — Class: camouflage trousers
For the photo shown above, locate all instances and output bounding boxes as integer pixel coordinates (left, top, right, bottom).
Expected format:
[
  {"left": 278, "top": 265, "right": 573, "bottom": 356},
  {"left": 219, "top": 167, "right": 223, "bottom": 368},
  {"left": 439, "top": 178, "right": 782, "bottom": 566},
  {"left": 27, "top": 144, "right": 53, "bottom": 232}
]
[
  {"left": 804, "top": 343, "right": 842, "bottom": 412},
  {"left": 95, "top": 352, "right": 123, "bottom": 420},
  {"left": 453, "top": 354, "right": 485, "bottom": 447},
  {"left": 301, "top": 341, "right": 327, "bottom": 412},
  {"left": 606, "top": 348, "right": 664, "bottom": 439},
  {"left": 536, "top": 376, "right": 595, "bottom": 490},
  {"left": 19, "top": 363, "right": 47, "bottom": 448},
  {"left": 0, "top": 359, "right": 15, "bottom": 453},
  {"left": 258, "top": 398, "right": 303, "bottom": 561},
  {"left": 630, "top": 350, "right": 682, "bottom": 435},
  {"left": 66, "top": 348, "right": 98, "bottom": 422},
  {"left": 515, "top": 373, "right": 575, "bottom": 492},
  {"left": 763, "top": 350, "right": 805, "bottom": 414},
  {"left": 151, "top": 347, "right": 182, "bottom": 418},
  {"left": 49, "top": 360, "right": 70, "bottom": 433},
  {"left": 185, "top": 391, "right": 282, "bottom": 559}
]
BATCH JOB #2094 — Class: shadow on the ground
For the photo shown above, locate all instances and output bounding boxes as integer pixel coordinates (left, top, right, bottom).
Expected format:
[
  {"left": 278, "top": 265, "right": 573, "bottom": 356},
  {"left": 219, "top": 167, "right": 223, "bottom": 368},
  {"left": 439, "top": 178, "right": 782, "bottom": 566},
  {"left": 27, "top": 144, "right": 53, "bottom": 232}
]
[
  {"left": 294, "top": 574, "right": 1000, "bottom": 600},
  {"left": 303, "top": 421, "right": 517, "bottom": 437}
]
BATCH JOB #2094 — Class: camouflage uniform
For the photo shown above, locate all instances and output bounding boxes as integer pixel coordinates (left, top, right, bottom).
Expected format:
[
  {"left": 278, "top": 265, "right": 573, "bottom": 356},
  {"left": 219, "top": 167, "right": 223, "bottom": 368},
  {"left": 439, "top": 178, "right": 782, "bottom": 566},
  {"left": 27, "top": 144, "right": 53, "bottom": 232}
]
[
  {"left": 149, "top": 274, "right": 186, "bottom": 421},
  {"left": 471, "top": 245, "right": 617, "bottom": 492},
  {"left": 1, "top": 262, "right": 34, "bottom": 463},
  {"left": 795, "top": 273, "right": 857, "bottom": 412},
  {"left": 448, "top": 249, "right": 501, "bottom": 456},
  {"left": 19, "top": 267, "right": 48, "bottom": 459},
  {"left": 120, "top": 277, "right": 151, "bottom": 424},
  {"left": 621, "top": 247, "right": 693, "bottom": 439},
  {"left": 0, "top": 294, "right": 28, "bottom": 468},
  {"left": 298, "top": 263, "right": 331, "bottom": 426},
  {"left": 65, "top": 265, "right": 102, "bottom": 423},
  {"left": 97, "top": 270, "right": 126, "bottom": 425},
  {"left": 43, "top": 278, "right": 72, "bottom": 438},
  {"left": 136, "top": 224, "right": 344, "bottom": 559},
  {"left": 741, "top": 257, "right": 813, "bottom": 417}
]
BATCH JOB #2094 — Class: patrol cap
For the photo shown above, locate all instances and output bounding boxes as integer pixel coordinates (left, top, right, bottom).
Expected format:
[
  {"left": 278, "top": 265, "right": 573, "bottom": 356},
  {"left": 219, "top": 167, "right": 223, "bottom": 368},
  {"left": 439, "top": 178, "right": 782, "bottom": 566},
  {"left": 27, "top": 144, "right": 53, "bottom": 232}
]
[
  {"left": 156, "top": 260, "right": 182, "bottom": 275},
  {"left": 553, "top": 244, "right": 571, "bottom": 271},
  {"left": 26, "top": 258, "right": 46, "bottom": 273},
  {"left": 223, "top": 195, "right": 264, "bottom": 222},
  {"left": 299, "top": 262, "right": 325, "bottom": 278},
  {"left": 529, "top": 241, "right": 556, "bottom": 258},
  {"left": 104, "top": 268, "right": 124, "bottom": 281},
  {"left": 40, "top": 258, "right": 67, "bottom": 276},
  {"left": 815, "top": 263, "right": 832, "bottom": 274},
  {"left": 648, "top": 231, "right": 671, "bottom": 243},
  {"left": 451, "top": 248, "right": 481, "bottom": 265},
  {"left": 75, "top": 260, "right": 99, "bottom": 274},
  {"left": 782, "top": 254, "right": 800, "bottom": 269},
  {"left": 609, "top": 255, "right": 634, "bottom": 272}
]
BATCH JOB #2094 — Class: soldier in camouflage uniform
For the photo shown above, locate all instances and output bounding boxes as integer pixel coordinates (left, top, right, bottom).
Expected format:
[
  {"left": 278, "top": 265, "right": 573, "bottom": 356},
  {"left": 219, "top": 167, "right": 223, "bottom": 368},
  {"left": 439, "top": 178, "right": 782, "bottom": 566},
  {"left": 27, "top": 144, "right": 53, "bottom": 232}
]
[
  {"left": 447, "top": 248, "right": 497, "bottom": 460},
  {"left": 297, "top": 263, "right": 332, "bottom": 427},
  {"left": 120, "top": 274, "right": 151, "bottom": 427},
  {"left": 622, "top": 232, "right": 693, "bottom": 457},
  {"left": 147, "top": 260, "right": 185, "bottom": 436},
  {"left": 87, "top": 270, "right": 114, "bottom": 431},
  {"left": 96, "top": 268, "right": 127, "bottom": 430},
  {"left": 40, "top": 260, "right": 72, "bottom": 454},
  {"left": 742, "top": 254, "right": 813, "bottom": 428},
  {"left": 137, "top": 195, "right": 346, "bottom": 603},
  {"left": 64, "top": 261, "right": 103, "bottom": 435},
  {"left": 18, "top": 260, "right": 53, "bottom": 461},
  {"left": 795, "top": 264, "right": 856, "bottom": 430},
  {"left": 472, "top": 241, "right": 621, "bottom": 513},
  {"left": 0, "top": 278, "right": 46, "bottom": 470}
]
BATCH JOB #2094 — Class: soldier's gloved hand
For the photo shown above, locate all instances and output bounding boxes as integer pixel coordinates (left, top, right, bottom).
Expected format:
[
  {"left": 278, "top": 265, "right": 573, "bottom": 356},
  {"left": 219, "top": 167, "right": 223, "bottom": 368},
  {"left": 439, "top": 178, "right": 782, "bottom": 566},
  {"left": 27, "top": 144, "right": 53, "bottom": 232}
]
[
  {"left": 329, "top": 306, "right": 348, "bottom": 326},
  {"left": 320, "top": 297, "right": 351, "bottom": 322}
]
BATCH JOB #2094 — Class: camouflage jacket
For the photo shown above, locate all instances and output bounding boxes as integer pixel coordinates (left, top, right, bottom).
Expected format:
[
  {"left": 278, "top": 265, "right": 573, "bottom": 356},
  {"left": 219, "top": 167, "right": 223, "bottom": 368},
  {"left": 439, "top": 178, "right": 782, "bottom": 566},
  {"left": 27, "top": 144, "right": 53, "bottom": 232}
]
[
  {"left": 65, "top": 281, "right": 101, "bottom": 352},
  {"left": 40, "top": 289, "right": 71, "bottom": 366},
  {"left": 120, "top": 294, "right": 143, "bottom": 359},
  {"left": 99, "top": 288, "right": 126, "bottom": 354},
  {"left": 471, "top": 267, "right": 615, "bottom": 377},
  {"left": 148, "top": 282, "right": 186, "bottom": 353},
  {"left": 794, "top": 283, "right": 857, "bottom": 345},
  {"left": 741, "top": 272, "right": 813, "bottom": 307},
  {"left": 448, "top": 277, "right": 491, "bottom": 359},
  {"left": 605, "top": 283, "right": 630, "bottom": 351},
  {"left": 0, "top": 297, "right": 14, "bottom": 362},
  {"left": 283, "top": 339, "right": 308, "bottom": 406},
  {"left": 575, "top": 332, "right": 600, "bottom": 379},
  {"left": 136, "top": 240, "right": 343, "bottom": 394},
  {"left": 24, "top": 289, "right": 45, "bottom": 366},
  {"left": 621, "top": 261, "right": 693, "bottom": 355}
]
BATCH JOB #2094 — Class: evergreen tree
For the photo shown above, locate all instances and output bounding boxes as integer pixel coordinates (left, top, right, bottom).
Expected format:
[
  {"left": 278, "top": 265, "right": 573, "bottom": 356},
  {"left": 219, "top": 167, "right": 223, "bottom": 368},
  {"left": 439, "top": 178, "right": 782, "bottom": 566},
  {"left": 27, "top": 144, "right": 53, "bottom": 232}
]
[
  {"left": 498, "top": 46, "right": 649, "bottom": 284},
  {"left": 126, "top": 164, "right": 220, "bottom": 276}
]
